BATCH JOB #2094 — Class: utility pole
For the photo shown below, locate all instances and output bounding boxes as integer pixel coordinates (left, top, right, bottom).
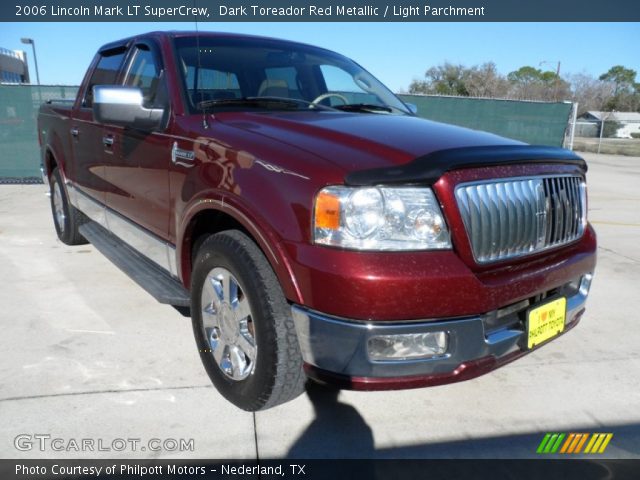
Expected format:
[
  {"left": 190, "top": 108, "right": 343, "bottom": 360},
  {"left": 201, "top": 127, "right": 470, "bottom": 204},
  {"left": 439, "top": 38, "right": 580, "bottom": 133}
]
[
  {"left": 20, "top": 37, "right": 42, "bottom": 106},
  {"left": 598, "top": 112, "right": 611, "bottom": 155},
  {"left": 554, "top": 61, "right": 561, "bottom": 101},
  {"left": 20, "top": 38, "right": 40, "bottom": 85}
]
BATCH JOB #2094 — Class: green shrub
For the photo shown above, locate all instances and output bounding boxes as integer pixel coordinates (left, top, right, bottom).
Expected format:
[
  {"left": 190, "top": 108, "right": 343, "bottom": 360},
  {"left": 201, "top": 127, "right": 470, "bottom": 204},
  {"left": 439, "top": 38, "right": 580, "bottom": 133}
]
[{"left": 603, "top": 121, "right": 622, "bottom": 138}]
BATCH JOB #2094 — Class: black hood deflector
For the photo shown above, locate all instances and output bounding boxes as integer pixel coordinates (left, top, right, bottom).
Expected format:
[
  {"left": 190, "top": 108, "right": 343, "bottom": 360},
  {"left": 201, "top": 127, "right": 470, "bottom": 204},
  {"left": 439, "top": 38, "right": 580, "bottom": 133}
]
[{"left": 344, "top": 145, "right": 587, "bottom": 186}]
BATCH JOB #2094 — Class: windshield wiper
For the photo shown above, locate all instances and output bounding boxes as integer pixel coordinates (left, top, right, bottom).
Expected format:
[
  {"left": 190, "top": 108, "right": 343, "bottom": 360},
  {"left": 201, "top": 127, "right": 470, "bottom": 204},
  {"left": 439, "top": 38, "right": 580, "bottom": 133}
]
[
  {"left": 334, "top": 103, "right": 412, "bottom": 114},
  {"left": 197, "top": 97, "right": 299, "bottom": 110},
  {"left": 257, "top": 96, "right": 338, "bottom": 111},
  {"left": 334, "top": 103, "right": 393, "bottom": 113},
  {"left": 197, "top": 96, "right": 336, "bottom": 111}
]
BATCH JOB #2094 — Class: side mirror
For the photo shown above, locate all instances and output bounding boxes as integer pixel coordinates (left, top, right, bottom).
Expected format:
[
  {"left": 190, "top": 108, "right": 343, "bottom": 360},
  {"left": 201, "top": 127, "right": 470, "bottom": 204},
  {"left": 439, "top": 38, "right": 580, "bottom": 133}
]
[
  {"left": 405, "top": 102, "right": 418, "bottom": 115},
  {"left": 92, "top": 85, "right": 164, "bottom": 130}
]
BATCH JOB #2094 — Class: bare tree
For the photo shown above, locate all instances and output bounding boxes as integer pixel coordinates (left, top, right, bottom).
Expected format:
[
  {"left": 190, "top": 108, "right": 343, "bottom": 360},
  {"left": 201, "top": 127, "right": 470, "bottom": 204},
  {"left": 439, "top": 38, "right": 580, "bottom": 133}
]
[
  {"left": 465, "top": 62, "right": 510, "bottom": 98},
  {"left": 568, "top": 73, "right": 616, "bottom": 114}
]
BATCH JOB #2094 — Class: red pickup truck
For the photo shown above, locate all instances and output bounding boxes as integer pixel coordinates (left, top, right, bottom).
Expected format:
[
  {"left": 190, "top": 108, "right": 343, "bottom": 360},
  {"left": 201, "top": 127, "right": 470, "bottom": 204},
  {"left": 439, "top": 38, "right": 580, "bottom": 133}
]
[{"left": 38, "top": 31, "right": 596, "bottom": 411}]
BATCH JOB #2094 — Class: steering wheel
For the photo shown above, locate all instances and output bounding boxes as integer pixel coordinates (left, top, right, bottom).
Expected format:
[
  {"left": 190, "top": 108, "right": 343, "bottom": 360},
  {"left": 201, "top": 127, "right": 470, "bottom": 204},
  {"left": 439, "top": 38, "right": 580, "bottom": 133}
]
[{"left": 310, "top": 92, "right": 349, "bottom": 107}]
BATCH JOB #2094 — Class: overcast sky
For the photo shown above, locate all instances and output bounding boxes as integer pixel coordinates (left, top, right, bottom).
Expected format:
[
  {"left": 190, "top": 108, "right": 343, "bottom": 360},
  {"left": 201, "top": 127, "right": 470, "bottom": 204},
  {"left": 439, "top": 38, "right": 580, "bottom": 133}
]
[{"left": 1, "top": 22, "right": 638, "bottom": 91}]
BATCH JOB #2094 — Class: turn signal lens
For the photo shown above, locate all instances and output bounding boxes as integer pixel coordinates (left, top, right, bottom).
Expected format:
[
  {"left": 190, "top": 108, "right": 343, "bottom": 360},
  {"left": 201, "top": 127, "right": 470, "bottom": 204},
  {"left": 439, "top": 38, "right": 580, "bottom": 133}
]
[{"left": 314, "top": 191, "right": 341, "bottom": 230}]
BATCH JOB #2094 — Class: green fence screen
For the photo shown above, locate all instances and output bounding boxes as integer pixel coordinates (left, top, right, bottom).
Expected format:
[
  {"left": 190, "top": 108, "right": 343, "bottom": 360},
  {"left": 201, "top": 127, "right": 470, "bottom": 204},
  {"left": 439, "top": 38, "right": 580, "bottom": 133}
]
[
  {"left": 0, "top": 85, "right": 78, "bottom": 181},
  {"left": 399, "top": 94, "right": 572, "bottom": 147},
  {"left": 0, "top": 85, "right": 571, "bottom": 180}
]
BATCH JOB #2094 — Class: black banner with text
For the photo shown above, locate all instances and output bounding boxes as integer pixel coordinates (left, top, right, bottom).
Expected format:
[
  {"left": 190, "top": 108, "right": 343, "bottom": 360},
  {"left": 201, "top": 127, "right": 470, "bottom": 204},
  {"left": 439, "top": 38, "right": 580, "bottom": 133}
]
[
  {"left": 2, "top": 0, "right": 640, "bottom": 22},
  {"left": 3, "top": 459, "right": 640, "bottom": 480}
]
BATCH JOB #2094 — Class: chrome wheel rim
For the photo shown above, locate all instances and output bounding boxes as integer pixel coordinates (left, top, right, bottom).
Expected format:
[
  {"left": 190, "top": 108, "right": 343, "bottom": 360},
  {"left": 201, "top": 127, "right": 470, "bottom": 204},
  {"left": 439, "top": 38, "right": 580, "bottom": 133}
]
[
  {"left": 52, "top": 180, "right": 65, "bottom": 234},
  {"left": 201, "top": 267, "right": 257, "bottom": 381}
]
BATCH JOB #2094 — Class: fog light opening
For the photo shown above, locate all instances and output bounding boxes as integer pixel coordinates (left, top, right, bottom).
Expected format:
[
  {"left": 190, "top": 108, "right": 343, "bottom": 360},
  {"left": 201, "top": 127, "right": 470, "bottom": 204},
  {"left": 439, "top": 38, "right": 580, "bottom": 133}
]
[{"left": 367, "top": 331, "right": 448, "bottom": 361}]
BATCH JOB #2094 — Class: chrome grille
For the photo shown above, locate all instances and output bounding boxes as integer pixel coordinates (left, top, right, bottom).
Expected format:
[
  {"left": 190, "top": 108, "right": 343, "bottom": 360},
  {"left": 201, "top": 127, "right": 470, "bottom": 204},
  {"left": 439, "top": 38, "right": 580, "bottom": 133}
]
[{"left": 455, "top": 176, "right": 586, "bottom": 263}]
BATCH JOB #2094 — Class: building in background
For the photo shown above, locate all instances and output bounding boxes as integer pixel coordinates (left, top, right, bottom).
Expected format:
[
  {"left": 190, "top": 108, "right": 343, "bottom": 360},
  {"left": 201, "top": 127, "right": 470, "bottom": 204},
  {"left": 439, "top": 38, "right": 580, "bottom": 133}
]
[{"left": 0, "top": 48, "right": 30, "bottom": 84}]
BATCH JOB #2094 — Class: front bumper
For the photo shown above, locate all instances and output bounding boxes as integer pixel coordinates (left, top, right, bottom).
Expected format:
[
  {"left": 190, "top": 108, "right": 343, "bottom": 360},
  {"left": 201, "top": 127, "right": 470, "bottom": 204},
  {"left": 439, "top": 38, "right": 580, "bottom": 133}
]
[
  {"left": 291, "top": 274, "right": 592, "bottom": 390},
  {"left": 284, "top": 225, "right": 597, "bottom": 321}
]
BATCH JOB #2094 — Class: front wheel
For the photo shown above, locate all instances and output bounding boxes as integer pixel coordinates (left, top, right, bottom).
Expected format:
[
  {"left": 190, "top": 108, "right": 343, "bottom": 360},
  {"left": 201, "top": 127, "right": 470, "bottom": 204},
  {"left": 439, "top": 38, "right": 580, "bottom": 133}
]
[{"left": 190, "top": 230, "right": 305, "bottom": 411}]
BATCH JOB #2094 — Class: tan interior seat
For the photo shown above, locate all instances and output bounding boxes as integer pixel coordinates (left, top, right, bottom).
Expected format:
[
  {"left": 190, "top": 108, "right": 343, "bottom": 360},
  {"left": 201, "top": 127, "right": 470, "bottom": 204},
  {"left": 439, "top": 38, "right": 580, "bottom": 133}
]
[{"left": 257, "top": 79, "right": 289, "bottom": 98}]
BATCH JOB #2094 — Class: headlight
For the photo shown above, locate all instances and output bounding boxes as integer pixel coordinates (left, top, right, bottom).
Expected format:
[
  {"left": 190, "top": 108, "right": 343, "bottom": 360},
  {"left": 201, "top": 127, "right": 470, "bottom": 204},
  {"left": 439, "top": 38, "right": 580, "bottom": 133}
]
[{"left": 313, "top": 186, "right": 451, "bottom": 250}]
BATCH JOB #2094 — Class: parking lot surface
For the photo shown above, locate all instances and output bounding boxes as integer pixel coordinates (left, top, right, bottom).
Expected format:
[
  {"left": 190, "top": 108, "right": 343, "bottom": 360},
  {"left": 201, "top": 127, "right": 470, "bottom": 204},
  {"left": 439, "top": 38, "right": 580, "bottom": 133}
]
[{"left": 1, "top": 152, "right": 638, "bottom": 459}]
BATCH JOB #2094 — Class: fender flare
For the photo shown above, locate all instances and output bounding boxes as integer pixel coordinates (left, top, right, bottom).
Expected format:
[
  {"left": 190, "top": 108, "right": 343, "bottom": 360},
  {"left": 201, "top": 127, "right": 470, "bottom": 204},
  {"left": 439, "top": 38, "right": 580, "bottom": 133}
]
[{"left": 177, "top": 193, "right": 303, "bottom": 304}]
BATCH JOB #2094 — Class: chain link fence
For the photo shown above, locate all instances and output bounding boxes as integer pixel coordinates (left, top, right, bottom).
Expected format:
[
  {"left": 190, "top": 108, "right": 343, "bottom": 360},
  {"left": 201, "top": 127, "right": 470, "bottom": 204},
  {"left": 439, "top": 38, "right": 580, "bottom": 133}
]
[{"left": 573, "top": 115, "right": 640, "bottom": 156}]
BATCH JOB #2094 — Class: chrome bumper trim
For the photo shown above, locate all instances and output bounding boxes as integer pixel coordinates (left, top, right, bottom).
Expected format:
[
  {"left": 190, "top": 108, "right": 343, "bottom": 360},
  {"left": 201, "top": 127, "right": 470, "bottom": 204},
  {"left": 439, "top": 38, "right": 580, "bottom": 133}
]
[{"left": 291, "top": 279, "right": 590, "bottom": 378}]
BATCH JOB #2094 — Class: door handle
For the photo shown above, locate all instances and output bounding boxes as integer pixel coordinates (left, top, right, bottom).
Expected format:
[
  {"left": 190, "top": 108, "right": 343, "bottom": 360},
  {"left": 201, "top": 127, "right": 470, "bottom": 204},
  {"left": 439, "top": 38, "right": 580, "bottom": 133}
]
[
  {"left": 102, "top": 135, "right": 114, "bottom": 147},
  {"left": 70, "top": 127, "right": 79, "bottom": 137}
]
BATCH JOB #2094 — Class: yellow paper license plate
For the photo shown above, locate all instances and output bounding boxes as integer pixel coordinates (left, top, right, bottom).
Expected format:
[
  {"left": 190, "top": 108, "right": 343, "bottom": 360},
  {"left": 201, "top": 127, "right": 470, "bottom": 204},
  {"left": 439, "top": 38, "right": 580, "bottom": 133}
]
[{"left": 527, "top": 297, "right": 567, "bottom": 349}]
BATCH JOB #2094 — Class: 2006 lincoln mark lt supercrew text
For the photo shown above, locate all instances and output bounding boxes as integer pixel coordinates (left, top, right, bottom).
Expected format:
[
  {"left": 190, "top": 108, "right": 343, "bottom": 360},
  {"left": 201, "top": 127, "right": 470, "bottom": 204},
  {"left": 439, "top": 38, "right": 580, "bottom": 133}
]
[{"left": 38, "top": 31, "right": 596, "bottom": 411}]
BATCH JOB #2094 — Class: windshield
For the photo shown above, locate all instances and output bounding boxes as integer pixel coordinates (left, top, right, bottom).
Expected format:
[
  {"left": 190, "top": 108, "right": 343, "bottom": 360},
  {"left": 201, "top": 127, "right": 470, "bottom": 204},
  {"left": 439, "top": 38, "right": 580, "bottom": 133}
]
[{"left": 173, "top": 35, "right": 410, "bottom": 115}]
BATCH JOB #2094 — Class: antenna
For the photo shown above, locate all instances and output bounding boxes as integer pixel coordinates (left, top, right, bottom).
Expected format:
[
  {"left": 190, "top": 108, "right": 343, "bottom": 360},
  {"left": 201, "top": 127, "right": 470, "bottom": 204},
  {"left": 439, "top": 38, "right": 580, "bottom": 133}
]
[{"left": 194, "top": 0, "right": 209, "bottom": 128}]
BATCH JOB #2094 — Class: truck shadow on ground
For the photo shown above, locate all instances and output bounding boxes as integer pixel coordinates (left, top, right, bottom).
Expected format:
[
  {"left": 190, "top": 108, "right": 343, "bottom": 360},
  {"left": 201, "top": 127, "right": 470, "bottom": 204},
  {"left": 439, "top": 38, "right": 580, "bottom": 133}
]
[
  {"left": 286, "top": 381, "right": 640, "bottom": 461},
  {"left": 287, "top": 381, "right": 375, "bottom": 458}
]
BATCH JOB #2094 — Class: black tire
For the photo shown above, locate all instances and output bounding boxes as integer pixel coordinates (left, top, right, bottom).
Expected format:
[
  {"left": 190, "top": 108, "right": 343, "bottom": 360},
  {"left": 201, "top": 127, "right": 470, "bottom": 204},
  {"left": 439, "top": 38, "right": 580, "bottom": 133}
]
[
  {"left": 49, "top": 167, "right": 87, "bottom": 246},
  {"left": 191, "top": 230, "right": 305, "bottom": 411}
]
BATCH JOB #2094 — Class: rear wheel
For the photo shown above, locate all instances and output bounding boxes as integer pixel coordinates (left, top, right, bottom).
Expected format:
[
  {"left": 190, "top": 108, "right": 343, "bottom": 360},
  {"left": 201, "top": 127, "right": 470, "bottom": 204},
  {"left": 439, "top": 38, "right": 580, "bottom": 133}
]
[
  {"left": 191, "top": 230, "right": 305, "bottom": 411},
  {"left": 49, "top": 168, "right": 87, "bottom": 245}
]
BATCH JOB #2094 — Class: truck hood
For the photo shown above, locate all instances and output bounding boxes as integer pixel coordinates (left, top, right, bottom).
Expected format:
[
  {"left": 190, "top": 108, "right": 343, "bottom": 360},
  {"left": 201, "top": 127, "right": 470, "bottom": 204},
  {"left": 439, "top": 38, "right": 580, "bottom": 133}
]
[{"left": 218, "top": 111, "right": 523, "bottom": 172}]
